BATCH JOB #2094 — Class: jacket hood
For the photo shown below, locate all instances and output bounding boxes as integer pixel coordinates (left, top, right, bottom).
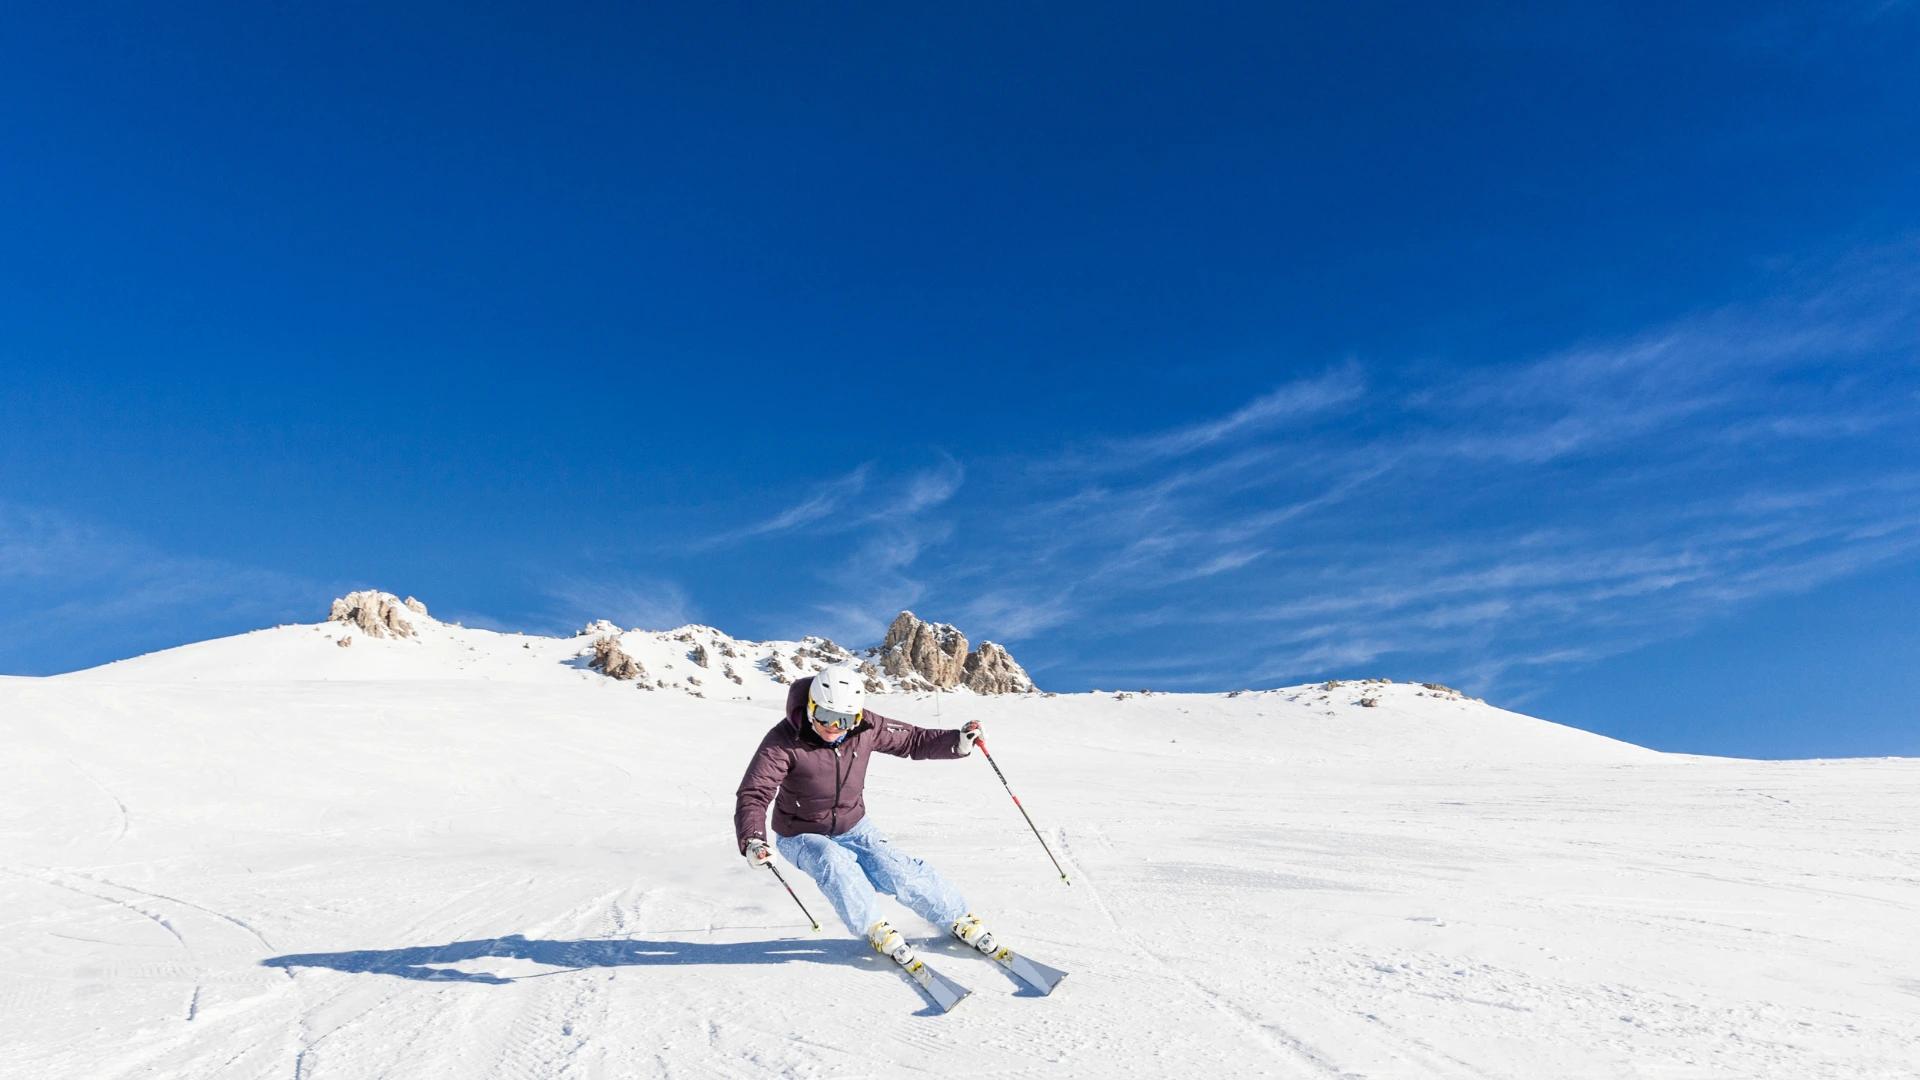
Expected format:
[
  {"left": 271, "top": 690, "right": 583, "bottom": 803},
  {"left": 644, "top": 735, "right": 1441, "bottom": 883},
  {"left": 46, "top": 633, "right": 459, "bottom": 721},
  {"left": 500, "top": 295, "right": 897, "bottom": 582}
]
[{"left": 784, "top": 677, "right": 813, "bottom": 731}]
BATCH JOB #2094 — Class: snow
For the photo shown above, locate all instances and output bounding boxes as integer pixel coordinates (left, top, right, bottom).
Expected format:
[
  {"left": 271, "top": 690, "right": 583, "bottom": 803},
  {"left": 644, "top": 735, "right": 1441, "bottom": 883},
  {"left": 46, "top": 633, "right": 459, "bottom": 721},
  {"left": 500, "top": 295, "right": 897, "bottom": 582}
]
[{"left": 3, "top": 619, "right": 1917, "bottom": 1078}]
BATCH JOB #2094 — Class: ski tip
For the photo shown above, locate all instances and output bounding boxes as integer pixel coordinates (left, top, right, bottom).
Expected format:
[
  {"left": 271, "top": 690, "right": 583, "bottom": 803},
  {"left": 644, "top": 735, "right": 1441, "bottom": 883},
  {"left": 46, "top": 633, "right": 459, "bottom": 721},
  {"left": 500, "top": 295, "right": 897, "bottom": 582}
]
[{"left": 1005, "top": 954, "right": 1069, "bottom": 996}]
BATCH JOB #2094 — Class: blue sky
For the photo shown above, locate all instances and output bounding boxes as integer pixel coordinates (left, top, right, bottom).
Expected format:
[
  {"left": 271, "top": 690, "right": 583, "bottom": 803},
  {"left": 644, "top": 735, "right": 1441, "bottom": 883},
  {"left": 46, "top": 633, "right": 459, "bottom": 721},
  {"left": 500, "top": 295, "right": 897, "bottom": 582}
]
[{"left": 3, "top": 2, "right": 1918, "bottom": 757}]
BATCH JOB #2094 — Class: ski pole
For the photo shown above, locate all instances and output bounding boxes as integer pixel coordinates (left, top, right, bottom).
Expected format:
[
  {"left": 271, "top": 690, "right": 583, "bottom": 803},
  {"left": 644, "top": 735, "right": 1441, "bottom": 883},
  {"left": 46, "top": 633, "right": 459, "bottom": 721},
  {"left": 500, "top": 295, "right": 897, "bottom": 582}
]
[
  {"left": 767, "top": 862, "right": 821, "bottom": 931},
  {"left": 974, "top": 736, "right": 1072, "bottom": 885}
]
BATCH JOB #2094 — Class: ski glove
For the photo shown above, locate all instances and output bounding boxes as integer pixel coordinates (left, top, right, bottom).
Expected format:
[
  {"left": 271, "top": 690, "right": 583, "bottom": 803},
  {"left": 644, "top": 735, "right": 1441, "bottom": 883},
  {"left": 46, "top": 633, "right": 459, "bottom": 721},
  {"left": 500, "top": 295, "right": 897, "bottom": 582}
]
[
  {"left": 959, "top": 720, "right": 984, "bottom": 755},
  {"left": 743, "top": 838, "right": 772, "bottom": 870}
]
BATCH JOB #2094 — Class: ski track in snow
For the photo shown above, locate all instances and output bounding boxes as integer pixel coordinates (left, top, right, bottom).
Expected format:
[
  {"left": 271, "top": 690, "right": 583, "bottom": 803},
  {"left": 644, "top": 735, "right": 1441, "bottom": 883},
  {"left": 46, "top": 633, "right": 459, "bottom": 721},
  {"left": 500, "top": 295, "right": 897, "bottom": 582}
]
[
  {"left": 1058, "top": 826, "right": 1339, "bottom": 1078},
  {"left": 2, "top": 620, "right": 1918, "bottom": 1078},
  {"left": 64, "top": 756, "right": 131, "bottom": 848}
]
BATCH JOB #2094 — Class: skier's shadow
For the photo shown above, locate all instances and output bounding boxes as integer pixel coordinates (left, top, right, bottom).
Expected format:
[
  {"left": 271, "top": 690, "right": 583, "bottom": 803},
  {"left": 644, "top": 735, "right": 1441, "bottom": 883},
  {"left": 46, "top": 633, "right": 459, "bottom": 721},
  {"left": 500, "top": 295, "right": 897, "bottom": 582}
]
[{"left": 261, "top": 933, "right": 866, "bottom": 985}]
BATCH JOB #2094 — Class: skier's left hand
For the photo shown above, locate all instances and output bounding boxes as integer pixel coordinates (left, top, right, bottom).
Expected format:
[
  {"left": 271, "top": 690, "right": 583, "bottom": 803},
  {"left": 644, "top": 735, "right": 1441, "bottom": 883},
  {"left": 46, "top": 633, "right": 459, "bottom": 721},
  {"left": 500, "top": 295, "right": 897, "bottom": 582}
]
[
  {"left": 960, "top": 720, "right": 984, "bottom": 755},
  {"left": 743, "top": 838, "right": 773, "bottom": 870}
]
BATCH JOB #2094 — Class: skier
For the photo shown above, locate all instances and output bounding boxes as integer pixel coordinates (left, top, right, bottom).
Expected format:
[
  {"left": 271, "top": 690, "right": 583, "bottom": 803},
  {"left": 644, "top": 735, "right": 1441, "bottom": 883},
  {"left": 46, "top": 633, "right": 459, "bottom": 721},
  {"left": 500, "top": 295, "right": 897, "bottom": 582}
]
[{"left": 734, "top": 665, "right": 1003, "bottom": 973}]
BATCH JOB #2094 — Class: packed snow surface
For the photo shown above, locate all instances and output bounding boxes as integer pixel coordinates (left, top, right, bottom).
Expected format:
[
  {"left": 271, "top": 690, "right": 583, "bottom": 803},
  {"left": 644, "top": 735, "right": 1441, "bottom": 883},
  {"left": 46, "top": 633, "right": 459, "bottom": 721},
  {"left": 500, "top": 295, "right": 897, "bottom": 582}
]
[{"left": 3, "top": 617, "right": 1917, "bottom": 1078}]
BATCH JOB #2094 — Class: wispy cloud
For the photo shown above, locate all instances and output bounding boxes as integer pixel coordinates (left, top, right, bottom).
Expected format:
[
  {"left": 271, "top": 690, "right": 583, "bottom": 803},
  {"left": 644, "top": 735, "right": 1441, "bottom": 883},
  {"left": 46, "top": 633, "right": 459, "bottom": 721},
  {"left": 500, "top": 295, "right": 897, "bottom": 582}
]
[
  {"left": 683, "top": 243, "right": 1920, "bottom": 695},
  {"left": 0, "top": 502, "right": 321, "bottom": 674},
  {"left": 691, "top": 465, "right": 875, "bottom": 549},
  {"left": 883, "top": 458, "right": 966, "bottom": 520},
  {"left": 1116, "top": 362, "right": 1366, "bottom": 460},
  {"left": 803, "top": 458, "right": 967, "bottom": 642},
  {"left": 676, "top": 455, "right": 969, "bottom": 644},
  {"left": 691, "top": 456, "right": 966, "bottom": 563},
  {"left": 542, "top": 574, "right": 694, "bottom": 632},
  {"left": 961, "top": 589, "right": 1077, "bottom": 642},
  {"left": 921, "top": 241, "right": 1920, "bottom": 691}
]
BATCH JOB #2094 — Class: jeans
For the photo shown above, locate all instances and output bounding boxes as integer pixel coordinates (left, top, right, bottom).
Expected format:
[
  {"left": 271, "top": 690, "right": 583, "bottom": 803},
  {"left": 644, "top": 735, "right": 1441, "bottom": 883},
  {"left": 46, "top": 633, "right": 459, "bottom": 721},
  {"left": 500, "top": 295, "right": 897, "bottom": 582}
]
[{"left": 775, "top": 816, "right": 969, "bottom": 937}]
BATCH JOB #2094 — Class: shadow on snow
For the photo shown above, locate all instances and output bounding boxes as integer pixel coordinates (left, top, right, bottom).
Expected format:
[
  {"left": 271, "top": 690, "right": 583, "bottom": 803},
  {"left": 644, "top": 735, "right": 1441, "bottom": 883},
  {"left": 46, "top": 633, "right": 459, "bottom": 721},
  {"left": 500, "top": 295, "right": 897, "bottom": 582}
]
[{"left": 261, "top": 934, "right": 863, "bottom": 984}]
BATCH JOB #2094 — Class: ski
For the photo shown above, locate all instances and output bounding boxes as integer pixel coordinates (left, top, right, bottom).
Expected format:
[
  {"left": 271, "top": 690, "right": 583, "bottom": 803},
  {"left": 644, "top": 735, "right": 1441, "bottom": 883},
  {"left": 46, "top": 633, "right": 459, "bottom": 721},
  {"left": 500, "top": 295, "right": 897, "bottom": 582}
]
[
  {"left": 979, "top": 943, "right": 1068, "bottom": 995},
  {"left": 896, "top": 953, "right": 971, "bottom": 1012}
]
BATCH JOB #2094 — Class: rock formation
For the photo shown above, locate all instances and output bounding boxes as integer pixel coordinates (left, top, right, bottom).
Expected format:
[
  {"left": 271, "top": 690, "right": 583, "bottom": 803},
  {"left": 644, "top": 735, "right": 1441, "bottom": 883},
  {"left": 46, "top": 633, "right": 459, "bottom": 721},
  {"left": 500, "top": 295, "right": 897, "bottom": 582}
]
[
  {"left": 961, "top": 640, "right": 1036, "bottom": 694},
  {"left": 875, "top": 611, "right": 1037, "bottom": 694},
  {"left": 328, "top": 591, "right": 419, "bottom": 639},
  {"left": 797, "top": 637, "right": 854, "bottom": 663},
  {"left": 590, "top": 637, "right": 645, "bottom": 681},
  {"left": 763, "top": 654, "right": 791, "bottom": 684},
  {"left": 877, "top": 612, "right": 969, "bottom": 690}
]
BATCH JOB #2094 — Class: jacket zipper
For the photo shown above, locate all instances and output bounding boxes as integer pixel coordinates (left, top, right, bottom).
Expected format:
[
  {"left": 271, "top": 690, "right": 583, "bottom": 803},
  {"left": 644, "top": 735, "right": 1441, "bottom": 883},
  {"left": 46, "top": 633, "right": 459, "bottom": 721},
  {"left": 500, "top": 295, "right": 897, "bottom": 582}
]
[{"left": 829, "top": 742, "right": 849, "bottom": 835}]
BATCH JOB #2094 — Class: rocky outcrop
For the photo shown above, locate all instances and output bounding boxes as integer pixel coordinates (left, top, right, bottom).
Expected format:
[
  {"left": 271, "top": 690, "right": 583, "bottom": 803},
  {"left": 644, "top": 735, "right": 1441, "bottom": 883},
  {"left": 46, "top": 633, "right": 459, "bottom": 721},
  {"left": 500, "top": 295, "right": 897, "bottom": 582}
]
[
  {"left": 590, "top": 637, "right": 645, "bottom": 681},
  {"left": 797, "top": 637, "right": 854, "bottom": 663},
  {"left": 878, "top": 612, "right": 969, "bottom": 690},
  {"left": 875, "top": 611, "right": 1037, "bottom": 694},
  {"left": 961, "top": 641, "right": 1035, "bottom": 694},
  {"left": 328, "top": 591, "right": 419, "bottom": 639},
  {"left": 763, "top": 654, "right": 791, "bottom": 684}
]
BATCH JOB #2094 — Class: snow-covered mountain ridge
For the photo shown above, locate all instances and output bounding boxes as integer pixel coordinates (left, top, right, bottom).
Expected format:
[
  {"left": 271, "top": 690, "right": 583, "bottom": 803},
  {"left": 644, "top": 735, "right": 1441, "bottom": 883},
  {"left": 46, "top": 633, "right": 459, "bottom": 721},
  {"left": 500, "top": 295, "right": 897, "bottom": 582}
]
[{"left": 77, "top": 591, "right": 1037, "bottom": 700}]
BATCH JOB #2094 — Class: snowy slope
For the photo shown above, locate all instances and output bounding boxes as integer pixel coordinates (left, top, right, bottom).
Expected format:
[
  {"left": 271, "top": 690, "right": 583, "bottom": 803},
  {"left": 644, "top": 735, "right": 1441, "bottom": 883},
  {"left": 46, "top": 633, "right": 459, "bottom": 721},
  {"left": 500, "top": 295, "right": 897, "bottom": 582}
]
[{"left": 3, "top": 620, "right": 1918, "bottom": 1079}]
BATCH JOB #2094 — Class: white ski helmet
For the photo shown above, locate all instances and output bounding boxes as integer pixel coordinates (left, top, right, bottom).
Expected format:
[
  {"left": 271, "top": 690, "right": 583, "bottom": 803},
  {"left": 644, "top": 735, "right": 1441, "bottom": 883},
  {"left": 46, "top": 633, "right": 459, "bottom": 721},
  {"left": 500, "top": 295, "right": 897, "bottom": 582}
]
[{"left": 808, "top": 665, "right": 867, "bottom": 730}]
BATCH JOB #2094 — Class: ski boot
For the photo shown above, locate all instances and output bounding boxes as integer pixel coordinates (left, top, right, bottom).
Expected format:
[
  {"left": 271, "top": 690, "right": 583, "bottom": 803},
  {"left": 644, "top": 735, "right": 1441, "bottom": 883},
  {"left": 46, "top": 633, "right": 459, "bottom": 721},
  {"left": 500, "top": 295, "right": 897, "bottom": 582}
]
[
  {"left": 867, "top": 920, "right": 917, "bottom": 968},
  {"left": 868, "top": 920, "right": 970, "bottom": 1010},
  {"left": 951, "top": 913, "right": 1005, "bottom": 959}
]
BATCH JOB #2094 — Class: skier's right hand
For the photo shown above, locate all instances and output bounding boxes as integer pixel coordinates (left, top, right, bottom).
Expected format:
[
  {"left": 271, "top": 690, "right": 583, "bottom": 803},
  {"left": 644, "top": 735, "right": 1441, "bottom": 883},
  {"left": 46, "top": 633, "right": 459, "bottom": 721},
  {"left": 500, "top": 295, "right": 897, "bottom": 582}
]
[
  {"left": 743, "top": 838, "right": 773, "bottom": 870},
  {"left": 960, "top": 720, "right": 985, "bottom": 754}
]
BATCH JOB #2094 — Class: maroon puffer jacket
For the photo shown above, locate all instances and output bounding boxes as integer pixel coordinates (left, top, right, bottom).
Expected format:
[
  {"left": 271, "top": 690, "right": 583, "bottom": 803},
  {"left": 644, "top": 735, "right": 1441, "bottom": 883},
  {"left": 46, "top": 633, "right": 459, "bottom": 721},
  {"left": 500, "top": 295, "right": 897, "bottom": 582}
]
[{"left": 733, "top": 677, "right": 966, "bottom": 852}]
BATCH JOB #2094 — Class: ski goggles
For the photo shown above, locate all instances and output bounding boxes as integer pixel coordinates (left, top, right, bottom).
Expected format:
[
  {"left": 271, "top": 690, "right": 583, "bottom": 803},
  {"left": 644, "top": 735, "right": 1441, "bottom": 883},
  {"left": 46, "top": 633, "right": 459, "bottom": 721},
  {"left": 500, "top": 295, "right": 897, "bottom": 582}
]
[{"left": 807, "top": 701, "right": 863, "bottom": 731}]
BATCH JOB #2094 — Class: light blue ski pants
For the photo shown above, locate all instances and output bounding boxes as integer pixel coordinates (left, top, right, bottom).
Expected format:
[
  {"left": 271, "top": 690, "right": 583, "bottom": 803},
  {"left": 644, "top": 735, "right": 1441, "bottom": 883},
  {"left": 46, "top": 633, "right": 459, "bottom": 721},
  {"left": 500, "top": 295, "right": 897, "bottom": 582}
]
[{"left": 775, "top": 817, "right": 969, "bottom": 937}]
